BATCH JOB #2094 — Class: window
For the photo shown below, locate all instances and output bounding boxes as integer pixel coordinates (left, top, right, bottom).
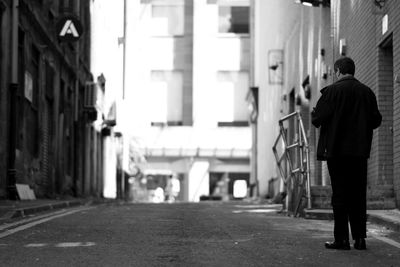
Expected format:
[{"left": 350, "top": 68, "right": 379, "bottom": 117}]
[
  {"left": 216, "top": 71, "right": 249, "bottom": 126},
  {"left": 59, "top": 79, "right": 65, "bottom": 113},
  {"left": 218, "top": 6, "right": 249, "bottom": 34},
  {"left": 150, "top": 71, "right": 183, "bottom": 125},
  {"left": 31, "top": 45, "right": 40, "bottom": 108},
  {"left": 59, "top": 0, "right": 74, "bottom": 14},
  {"left": 45, "top": 62, "right": 55, "bottom": 100},
  {"left": 29, "top": 45, "right": 40, "bottom": 157},
  {"left": 151, "top": 5, "right": 184, "bottom": 36},
  {"left": 16, "top": 28, "right": 25, "bottom": 150}
]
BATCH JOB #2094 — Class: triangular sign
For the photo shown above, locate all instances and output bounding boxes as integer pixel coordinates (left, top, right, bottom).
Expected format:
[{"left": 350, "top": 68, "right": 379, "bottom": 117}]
[{"left": 59, "top": 20, "right": 79, "bottom": 37}]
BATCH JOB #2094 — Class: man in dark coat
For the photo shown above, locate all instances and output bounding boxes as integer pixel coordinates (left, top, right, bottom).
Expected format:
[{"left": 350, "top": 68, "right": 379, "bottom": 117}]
[{"left": 311, "top": 57, "right": 382, "bottom": 250}]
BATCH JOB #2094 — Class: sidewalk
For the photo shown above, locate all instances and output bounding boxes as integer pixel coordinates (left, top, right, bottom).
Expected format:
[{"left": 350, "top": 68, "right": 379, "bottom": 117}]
[
  {"left": 0, "top": 197, "right": 105, "bottom": 223},
  {"left": 305, "top": 208, "right": 400, "bottom": 232},
  {"left": 250, "top": 197, "right": 400, "bottom": 233}
]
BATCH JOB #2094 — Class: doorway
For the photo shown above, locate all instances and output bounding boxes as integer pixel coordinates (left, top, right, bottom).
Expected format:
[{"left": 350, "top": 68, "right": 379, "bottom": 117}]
[{"left": 377, "top": 36, "right": 394, "bottom": 191}]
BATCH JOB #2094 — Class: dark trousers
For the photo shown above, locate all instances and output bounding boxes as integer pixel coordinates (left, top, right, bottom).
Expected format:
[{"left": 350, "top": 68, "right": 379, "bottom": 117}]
[{"left": 327, "top": 157, "right": 367, "bottom": 241}]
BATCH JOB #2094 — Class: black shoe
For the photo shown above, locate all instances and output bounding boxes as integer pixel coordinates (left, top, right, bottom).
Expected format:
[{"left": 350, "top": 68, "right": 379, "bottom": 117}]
[
  {"left": 325, "top": 240, "right": 351, "bottom": 250},
  {"left": 354, "top": 238, "right": 366, "bottom": 250}
]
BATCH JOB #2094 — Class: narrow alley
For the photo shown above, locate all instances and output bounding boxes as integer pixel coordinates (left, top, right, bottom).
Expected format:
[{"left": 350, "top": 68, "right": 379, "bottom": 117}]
[{"left": 1, "top": 201, "right": 400, "bottom": 267}]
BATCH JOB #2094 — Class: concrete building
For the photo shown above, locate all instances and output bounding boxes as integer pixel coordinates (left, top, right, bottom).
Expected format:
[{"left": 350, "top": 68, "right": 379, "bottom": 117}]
[
  {"left": 116, "top": 0, "right": 252, "bottom": 202},
  {"left": 90, "top": 0, "right": 123, "bottom": 199},
  {"left": 251, "top": 0, "right": 400, "bottom": 210},
  {"left": 0, "top": 0, "right": 105, "bottom": 199}
]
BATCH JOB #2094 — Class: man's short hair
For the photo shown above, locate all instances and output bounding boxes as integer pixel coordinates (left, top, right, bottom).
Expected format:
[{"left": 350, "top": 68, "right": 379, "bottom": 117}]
[{"left": 334, "top": 57, "right": 355, "bottom": 76}]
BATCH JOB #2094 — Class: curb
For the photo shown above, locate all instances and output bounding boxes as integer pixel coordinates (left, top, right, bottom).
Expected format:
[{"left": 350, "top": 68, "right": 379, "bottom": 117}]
[
  {"left": 11, "top": 200, "right": 84, "bottom": 219},
  {"left": 368, "top": 212, "right": 400, "bottom": 233},
  {"left": 305, "top": 209, "right": 400, "bottom": 233},
  {"left": 0, "top": 199, "right": 87, "bottom": 223}
]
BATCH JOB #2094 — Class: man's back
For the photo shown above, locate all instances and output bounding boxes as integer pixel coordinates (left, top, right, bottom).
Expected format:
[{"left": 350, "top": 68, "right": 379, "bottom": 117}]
[{"left": 312, "top": 76, "right": 381, "bottom": 159}]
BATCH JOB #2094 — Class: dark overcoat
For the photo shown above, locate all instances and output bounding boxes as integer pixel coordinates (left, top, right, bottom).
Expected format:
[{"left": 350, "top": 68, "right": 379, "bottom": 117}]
[{"left": 311, "top": 76, "right": 382, "bottom": 160}]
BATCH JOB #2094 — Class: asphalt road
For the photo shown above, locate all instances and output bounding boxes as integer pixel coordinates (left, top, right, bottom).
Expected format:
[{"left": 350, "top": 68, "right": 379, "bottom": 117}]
[{"left": 0, "top": 202, "right": 400, "bottom": 267}]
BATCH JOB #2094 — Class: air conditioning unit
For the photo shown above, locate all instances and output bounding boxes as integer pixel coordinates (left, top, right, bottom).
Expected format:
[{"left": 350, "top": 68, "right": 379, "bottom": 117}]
[{"left": 84, "top": 82, "right": 97, "bottom": 109}]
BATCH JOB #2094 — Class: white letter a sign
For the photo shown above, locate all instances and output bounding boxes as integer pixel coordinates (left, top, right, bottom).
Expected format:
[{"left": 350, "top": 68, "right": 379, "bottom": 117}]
[{"left": 59, "top": 20, "right": 79, "bottom": 37}]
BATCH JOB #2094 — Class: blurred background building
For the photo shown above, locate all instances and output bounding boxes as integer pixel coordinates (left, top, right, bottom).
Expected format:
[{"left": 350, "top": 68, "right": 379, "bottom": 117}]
[{"left": 119, "top": 0, "right": 252, "bottom": 202}]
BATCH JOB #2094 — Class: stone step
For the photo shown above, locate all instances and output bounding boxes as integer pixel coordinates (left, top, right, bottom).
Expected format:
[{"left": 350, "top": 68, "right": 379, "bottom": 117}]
[
  {"left": 304, "top": 209, "right": 333, "bottom": 220},
  {"left": 309, "top": 186, "right": 396, "bottom": 210},
  {"left": 310, "top": 185, "right": 331, "bottom": 209}
]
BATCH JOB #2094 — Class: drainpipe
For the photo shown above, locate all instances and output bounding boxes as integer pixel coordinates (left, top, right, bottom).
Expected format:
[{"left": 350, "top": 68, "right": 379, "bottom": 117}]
[
  {"left": 74, "top": 0, "right": 80, "bottom": 196},
  {"left": 122, "top": 0, "right": 127, "bottom": 99},
  {"left": 8, "top": 0, "right": 19, "bottom": 199}
]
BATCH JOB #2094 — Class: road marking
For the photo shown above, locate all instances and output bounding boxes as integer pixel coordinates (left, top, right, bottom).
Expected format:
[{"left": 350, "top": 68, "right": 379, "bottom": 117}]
[
  {"left": 232, "top": 209, "right": 278, "bottom": 214},
  {"left": 25, "top": 243, "right": 48, "bottom": 247},
  {"left": 0, "top": 207, "right": 93, "bottom": 239},
  {"left": 24, "top": 242, "right": 96, "bottom": 248},
  {"left": 0, "top": 208, "right": 74, "bottom": 231},
  {"left": 371, "top": 233, "right": 400, "bottom": 249},
  {"left": 56, "top": 242, "right": 96, "bottom": 247}
]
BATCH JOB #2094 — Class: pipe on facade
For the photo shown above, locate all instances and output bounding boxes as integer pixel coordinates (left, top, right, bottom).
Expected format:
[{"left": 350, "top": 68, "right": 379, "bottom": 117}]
[
  {"left": 11, "top": 0, "right": 18, "bottom": 83},
  {"left": 7, "top": 0, "right": 19, "bottom": 199}
]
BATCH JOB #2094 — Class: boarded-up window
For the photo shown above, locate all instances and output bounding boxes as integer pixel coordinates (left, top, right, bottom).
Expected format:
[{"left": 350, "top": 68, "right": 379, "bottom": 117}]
[
  {"left": 216, "top": 71, "right": 249, "bottom": 124},
  {"left": 150, "top": 71, "right": 183, "bottom": 125},
  {"left": 151, "top": 5, "right": 184, "bottom": 36}
]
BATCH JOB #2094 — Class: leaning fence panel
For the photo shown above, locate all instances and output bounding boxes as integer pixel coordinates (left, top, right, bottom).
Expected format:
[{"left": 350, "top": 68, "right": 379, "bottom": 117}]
[{"left": 272, "top": 111, "right": 311, "bottom": 217}]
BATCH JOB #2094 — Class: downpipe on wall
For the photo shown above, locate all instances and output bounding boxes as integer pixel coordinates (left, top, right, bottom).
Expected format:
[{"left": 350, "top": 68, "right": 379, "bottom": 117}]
[{"left": 7, "top": 0, "right": 19, "bottom": 199}]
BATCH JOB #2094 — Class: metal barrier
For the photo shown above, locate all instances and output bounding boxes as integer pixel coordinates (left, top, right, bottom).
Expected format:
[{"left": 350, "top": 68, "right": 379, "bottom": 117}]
[{"left": 272, "top": 111, "right": 311, "bottom": 216}]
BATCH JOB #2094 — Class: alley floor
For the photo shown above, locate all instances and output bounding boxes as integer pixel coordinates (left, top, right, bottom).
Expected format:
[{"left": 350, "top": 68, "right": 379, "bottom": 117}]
[{"left": 0, "top": 201, "right": 399, "bottom": 267}]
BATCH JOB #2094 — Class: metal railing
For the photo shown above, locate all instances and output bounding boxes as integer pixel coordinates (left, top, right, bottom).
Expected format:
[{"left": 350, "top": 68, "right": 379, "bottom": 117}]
[{"left": 272, "top": 111, "right": 311, "bottom": 216}]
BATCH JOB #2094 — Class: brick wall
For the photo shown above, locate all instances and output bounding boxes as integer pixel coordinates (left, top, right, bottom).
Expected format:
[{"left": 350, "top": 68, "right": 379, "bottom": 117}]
[
  {"left": 386, "top": 2, "right": 400, "bottom": 207},
  {"left": 335, "top": 0, "right": 399, "bottom": 208},
  {"left": 0, "top": 6, "right": 11, "bottom": 198}
]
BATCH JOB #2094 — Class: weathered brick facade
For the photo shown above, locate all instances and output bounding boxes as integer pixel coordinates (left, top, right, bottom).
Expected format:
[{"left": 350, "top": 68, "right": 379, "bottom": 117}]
[{"left": 0, "top": 0, "right": 102, "bottom": 199}]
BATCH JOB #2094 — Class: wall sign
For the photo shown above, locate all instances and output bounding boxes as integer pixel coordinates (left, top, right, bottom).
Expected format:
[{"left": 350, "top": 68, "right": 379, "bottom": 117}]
[{"left": 56, "top": 15, "right": 83, "bottom": 42}]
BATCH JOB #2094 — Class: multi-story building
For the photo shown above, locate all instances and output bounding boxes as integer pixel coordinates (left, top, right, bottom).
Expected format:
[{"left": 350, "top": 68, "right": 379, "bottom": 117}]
[
  {"left": 251, "top": 0, "right": 400, "bottom": 210},
  {"left": 117, "top": 0, "right": 252, "bottom": 201},
  {"left": 0, "top": 0, "right": 105, "bottom": 199}
]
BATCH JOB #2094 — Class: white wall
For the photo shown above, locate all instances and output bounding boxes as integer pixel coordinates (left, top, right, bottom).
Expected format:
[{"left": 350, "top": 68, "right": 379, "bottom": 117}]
[
  {"left": 254, "top": 0, "right": 301, "bottom": 197},
  {"left": 188, "top": 160, "right": 210, "bottom": 202}
]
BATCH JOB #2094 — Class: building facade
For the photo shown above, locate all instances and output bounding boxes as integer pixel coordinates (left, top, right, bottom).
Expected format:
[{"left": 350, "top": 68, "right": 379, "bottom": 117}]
[
  {"left": 0, "top": 0, "right": 105, "bottom": 199},
  {"left": 252, "top": 0, "right": 400, "bottom": 209}
]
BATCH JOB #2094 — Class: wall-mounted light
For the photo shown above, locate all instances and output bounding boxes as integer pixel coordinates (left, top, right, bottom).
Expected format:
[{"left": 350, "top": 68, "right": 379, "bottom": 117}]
[
  {"left": 269, "top": 62, "right": 282, "bottom": 71},
  {"left": 374, "top": 0, "right": 386, "bottom": 9},
  {"left": 297, "top": 0, "right": 330, "bottom": 7}
]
